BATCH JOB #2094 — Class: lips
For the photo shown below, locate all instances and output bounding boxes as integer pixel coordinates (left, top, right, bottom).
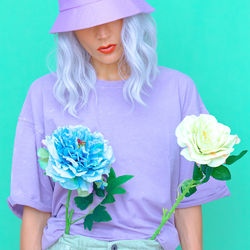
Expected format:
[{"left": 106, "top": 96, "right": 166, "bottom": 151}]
[{"left": 97, "top": 44, "right": 117, "bottom": 54}]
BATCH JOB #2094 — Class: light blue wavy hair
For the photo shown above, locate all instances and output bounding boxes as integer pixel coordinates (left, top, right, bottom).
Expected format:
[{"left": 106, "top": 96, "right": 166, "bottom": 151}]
[{"left": 47, "top": 13, "right": 160, "bottom": 119}]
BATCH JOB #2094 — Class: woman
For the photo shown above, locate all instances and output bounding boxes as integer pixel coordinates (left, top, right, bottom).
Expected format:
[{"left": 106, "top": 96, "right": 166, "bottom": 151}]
[{"left": 7, "top": 0, "right": 231, "bottom": 249}]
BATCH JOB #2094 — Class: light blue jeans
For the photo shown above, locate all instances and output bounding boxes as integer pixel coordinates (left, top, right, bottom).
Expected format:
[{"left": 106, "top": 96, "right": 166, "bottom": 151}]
[{"left": 47, "top": 233, "right": 164, "bottom": 250}]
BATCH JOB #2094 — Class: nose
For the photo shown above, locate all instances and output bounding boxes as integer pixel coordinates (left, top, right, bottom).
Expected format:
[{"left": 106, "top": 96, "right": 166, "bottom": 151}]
[{"left": 94, "top": 23, "right": 111, "bottom": 40}]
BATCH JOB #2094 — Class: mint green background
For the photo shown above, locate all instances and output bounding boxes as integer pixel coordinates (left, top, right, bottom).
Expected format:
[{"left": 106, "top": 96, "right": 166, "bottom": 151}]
[{"left": 1, "top": 0, "right": 249, "bottom": 249}]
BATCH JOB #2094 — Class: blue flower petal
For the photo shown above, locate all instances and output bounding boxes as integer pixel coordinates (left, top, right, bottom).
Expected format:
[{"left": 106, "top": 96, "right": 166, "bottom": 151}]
[{"left": 39, "top": 125, "right": 115, "bottom": 190}]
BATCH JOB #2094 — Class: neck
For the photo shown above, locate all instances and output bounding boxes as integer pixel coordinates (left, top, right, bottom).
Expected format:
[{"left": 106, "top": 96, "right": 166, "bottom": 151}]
[{"left": 91, "top": 57, "right": 130, "bottom": 81}]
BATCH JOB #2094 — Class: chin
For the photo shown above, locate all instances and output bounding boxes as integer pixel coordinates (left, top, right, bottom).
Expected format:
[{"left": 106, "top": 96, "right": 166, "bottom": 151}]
[{"left": 97, "top": 55, "right": 122, "bottom": 65}]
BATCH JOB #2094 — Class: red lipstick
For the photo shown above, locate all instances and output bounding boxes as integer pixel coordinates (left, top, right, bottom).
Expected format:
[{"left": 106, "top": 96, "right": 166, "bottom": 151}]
[{"left": 97, "top": 44, "right": 117, "bottom": 54}]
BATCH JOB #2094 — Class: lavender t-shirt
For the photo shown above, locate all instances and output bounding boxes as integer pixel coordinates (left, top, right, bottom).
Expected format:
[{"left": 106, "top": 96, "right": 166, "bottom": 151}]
[{"left": 7, "top": 66, "right": 231, "bottom": 250}]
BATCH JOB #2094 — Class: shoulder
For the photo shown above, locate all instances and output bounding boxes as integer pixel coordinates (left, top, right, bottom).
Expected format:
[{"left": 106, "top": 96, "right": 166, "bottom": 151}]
[
  {"left": 156, "top": 65, "right": 197, "bottom": 93},
  {"left": 28, "top": 72, "right": 57, "bottom": 97},
  {"left": 18, "top": 72, "right": 57, "bottom": 128},
  {"left": 158, "top": 65, "right": 192, "bottom": 81}
]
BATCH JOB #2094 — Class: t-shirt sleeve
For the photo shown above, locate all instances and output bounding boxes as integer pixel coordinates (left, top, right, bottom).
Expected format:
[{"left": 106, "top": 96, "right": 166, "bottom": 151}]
[
  {"left": 176, "top": 75, "right": 231, "bottom": 208},
  {"left": 7, "top": 84, "right": 54, "bottom": 219}
]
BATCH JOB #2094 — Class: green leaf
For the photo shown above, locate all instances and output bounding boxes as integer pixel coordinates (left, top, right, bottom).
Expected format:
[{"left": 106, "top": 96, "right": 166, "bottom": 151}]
[
  {"left": 200, "top": 177, "right": 210, "bottom": 184},
  {"left": 74, "top": 192, "right": 93, "bottom": 210},
  {"left": 37, "top": 147, "right": 49, "bottom": 170},
  {"left": 184, "top": 186, "right": 197, "bottom": 197},
  {"left": 181, "top": 179, "right": 197, "bottom": 197},
  {"left": 193, "top": 163, "right": 204, "bottom": 181},
  {"left": 181, "top": 179, "right": 192, "bottom": 190},
  {"left": 110, "top": 186, "right": 126, "bottom": 195},
  {"left": 93, "top": 182, "right": 105, "bottom": 197},
  {"left": 200, "top": 165, "right": 213, "bottom": 184},
  {"left": 101, "top": 193, "right": 116, "bottom": 204},
  {"left": 211, "top": 165, "right": 231, "bottom": 180},
  {"left": 106, "top": 175, "right": 134, "bottom": 192},
  {"left": 38, "top": 158, "right": 48, "bottom": 170},
  {"left": 107, "top": 167, "right": 116, "bottom": 181},
  {"left": 92, "top": 205, "right": 112, "bottom": 222},
  {"left": 37, "top": 147, "right": 49, "bottom": 159},
  {"left": 84, "top": 214, "right": 94, "bottom": 231},
  {"left": 225, "top": 150, "right": 248, "bottom": 165}
]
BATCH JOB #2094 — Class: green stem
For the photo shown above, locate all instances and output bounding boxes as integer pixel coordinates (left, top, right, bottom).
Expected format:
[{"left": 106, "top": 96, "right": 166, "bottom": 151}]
[
  {"left": 64, "top": 189, "right": 106, "bottom": 231},
  {"left": 65, "top": 190, "right": 72, "bottom": 234},
  {"left": 70, "top": 197, "right": 104, "bottom": 225},
  {"left": 149, "top": 179, "right": 197, "bottom": 240},
  {"left": 69, "top": 209, "right": 74, "bottom": 224},
  {"left": 71, "top": 206, "right": 93, "bottom": 224},
  {"left": 71, "top": 214, "right": 88, "bottom": 224}
]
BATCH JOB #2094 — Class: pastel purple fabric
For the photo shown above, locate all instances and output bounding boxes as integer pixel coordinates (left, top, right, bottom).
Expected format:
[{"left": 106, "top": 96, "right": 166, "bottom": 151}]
[
  {"left": 49, "top": 0, "right": 155, "bottom": 33},
  {"left": 7, "top": 66, "right": 231, "bottom": 250}
]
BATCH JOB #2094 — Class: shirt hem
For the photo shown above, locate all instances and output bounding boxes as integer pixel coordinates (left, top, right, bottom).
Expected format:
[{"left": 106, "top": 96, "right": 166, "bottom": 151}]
[
  {"left": 176, "top": 184, "right": 231, "bottom": 208},
  {"left": 7, "top": 195, "right": 52, "bottom": 219}
]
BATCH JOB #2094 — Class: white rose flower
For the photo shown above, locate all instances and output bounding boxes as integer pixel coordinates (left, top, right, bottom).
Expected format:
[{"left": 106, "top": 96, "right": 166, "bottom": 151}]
[{"left": 175, "top": 114, "right": 240, "bottom": 167}]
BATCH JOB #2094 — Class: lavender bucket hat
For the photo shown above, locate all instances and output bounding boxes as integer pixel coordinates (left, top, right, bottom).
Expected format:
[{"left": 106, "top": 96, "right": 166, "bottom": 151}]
[{"left": 49, "top": 0, "right": 155, "bottom": 33}]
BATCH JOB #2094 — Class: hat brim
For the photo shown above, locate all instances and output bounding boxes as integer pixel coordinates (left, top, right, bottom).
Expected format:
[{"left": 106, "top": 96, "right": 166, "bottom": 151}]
[{"left": 49, "top": 0, "right": 155, "bottom": 34}]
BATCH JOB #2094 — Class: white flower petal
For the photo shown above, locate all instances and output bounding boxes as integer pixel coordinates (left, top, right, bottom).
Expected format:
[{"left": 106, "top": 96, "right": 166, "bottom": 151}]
[{"left": 176, "top": 114, "right": 239, "bottom": 165}]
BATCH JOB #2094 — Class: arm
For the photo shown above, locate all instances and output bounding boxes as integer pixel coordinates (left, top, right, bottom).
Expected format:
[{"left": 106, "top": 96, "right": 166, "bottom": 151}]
[
  {"left": 174, "top": 205, "right": 203, "bottom": 250},
  {"left": 20, "top": 206, "right": 51, "bottom": 250}
]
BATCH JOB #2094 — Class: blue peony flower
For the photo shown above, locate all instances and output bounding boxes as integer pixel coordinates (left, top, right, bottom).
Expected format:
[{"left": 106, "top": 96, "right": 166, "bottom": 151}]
[{"left": 38, "top": 125, "right": 115, "bottom": 196}]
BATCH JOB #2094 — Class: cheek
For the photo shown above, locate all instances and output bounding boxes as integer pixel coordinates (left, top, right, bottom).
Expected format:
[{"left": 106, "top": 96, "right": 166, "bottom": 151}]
[
  {"left": 80, "top": 38, "right": 96, "bottom": 55},
  {"left": 83, "top": 41, "right": 95, "bottom": 53},
  {"left": 75, "top": 32, "right": 96, "bottom": 54}
]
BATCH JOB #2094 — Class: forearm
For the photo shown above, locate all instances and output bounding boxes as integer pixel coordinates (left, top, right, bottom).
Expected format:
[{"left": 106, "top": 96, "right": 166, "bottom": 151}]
[
  {"left": 21, "top": 206, "right": 51, "bottom": 250},
  {"left": 174, "top": 205, "right": 203, "bottom": 250}
]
